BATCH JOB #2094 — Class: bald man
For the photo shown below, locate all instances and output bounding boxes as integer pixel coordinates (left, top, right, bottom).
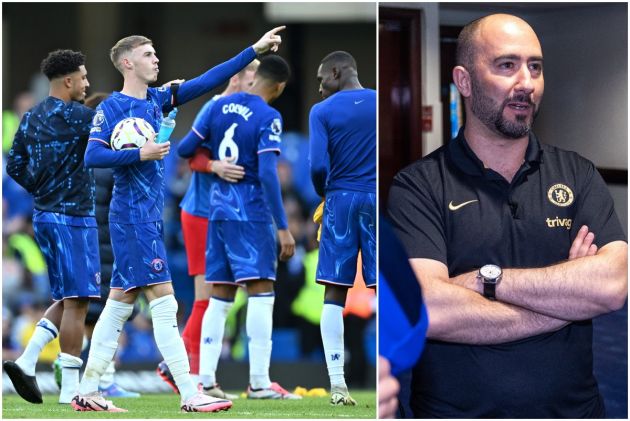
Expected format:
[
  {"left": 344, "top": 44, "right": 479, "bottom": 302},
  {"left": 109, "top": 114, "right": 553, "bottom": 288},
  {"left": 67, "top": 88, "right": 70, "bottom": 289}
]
[{"left": 387, "top": 14, "right": 627, "bottom": 418}]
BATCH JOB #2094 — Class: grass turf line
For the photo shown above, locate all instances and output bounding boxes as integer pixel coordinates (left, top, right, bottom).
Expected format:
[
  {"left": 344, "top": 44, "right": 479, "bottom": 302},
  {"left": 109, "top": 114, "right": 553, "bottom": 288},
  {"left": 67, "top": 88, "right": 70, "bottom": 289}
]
[{"left": 2, "top": 391, "right": 376, "bottom": 419}]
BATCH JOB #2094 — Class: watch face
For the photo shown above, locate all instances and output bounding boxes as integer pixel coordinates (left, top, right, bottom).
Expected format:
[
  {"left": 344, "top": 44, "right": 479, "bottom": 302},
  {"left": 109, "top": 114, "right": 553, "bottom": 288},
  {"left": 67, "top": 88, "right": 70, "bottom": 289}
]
[{"left": 480, "top": 264, "right": 502, "bottom": 280}]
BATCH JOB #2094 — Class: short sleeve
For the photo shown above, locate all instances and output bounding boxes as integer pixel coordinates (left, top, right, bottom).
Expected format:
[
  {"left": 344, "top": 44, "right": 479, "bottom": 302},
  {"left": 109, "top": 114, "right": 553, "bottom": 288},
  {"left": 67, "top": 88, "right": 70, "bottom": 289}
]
[
  {"left": 258, "top": 111, "right": 282, "bottom": 154},
  {"left": 572, "top": 161, "right": 626, "bottom": 246},
  {"left": 387, "top": 165, "right": 448, "bottom": 264}
]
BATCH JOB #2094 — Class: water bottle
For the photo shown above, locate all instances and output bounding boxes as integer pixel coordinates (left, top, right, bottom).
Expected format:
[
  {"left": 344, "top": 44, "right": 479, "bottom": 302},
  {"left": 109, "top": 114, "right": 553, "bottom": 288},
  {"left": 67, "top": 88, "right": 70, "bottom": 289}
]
[{"left": 156, "top": 108, "right": 178, "bottom": 143}]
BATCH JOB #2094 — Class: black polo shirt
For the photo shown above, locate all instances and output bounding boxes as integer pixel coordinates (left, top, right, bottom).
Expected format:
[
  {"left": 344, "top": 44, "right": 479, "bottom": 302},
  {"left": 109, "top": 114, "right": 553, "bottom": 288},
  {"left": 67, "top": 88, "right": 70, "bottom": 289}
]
[{"left": 387, "top": 128, "right": 626, "bottom": 418}]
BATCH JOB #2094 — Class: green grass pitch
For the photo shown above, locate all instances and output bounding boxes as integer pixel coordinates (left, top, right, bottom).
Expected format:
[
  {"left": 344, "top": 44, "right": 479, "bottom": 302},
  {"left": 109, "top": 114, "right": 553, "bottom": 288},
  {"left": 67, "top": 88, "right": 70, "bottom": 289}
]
[{"left": 2, "top": 391, "right": 376, "bottom": 419}]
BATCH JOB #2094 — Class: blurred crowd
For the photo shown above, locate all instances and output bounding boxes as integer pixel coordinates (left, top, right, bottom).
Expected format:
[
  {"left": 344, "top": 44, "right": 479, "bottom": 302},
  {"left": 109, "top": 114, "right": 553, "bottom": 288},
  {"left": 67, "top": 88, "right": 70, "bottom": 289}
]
[{"left": 2, "top": 90, "right": 376, "bottom": 388}]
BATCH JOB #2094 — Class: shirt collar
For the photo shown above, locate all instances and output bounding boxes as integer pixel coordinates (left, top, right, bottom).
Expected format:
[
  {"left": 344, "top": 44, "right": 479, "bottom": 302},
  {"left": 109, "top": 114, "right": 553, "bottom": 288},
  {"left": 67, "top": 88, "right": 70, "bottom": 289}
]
[{"left": 448, "top": 127, "right": 543, "bottom": 177}]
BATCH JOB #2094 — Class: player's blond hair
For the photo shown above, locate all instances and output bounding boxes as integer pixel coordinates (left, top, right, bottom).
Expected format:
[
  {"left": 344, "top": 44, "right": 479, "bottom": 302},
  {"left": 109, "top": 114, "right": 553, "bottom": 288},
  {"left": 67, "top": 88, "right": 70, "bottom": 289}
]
[
  {"left": 110, "top": 35, "right": 153, "bottom": 74},
  {"left": 238, "top": 59, "right": 260, "bottom": 76}
]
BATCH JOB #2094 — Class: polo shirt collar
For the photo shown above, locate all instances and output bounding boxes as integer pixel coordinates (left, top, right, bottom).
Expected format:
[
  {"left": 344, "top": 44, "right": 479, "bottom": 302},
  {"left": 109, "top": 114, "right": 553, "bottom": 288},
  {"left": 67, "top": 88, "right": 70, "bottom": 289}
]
[{"left": 448, "top": 127, "right": 543, "bottom": 177}]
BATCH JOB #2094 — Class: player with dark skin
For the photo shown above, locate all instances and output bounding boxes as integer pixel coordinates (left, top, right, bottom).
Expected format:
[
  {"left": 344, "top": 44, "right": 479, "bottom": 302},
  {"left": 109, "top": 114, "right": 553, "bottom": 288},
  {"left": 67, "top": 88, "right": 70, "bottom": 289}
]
[{"left": 315, "top": 56, "right": 366, "bottom": 308}]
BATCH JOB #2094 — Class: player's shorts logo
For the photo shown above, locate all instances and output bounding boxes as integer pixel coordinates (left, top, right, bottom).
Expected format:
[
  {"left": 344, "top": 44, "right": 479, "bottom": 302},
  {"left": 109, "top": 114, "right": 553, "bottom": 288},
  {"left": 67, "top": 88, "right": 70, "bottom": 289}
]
[
  {"left": 151, "top": 258, "right": 165, "bottom": 273},
  {"left": 95, "top": 272, "right": 101, "bottom": 285},
  {"left": 547, "top": 183, "right": 574, "bottom": 207}
]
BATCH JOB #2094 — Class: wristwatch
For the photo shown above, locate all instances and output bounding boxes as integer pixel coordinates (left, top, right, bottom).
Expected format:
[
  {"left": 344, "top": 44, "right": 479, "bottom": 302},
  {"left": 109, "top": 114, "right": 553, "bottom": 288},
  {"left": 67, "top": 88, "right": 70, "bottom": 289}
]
[{"left": 478, "top": 264, "right": 502, "bottom": 300}]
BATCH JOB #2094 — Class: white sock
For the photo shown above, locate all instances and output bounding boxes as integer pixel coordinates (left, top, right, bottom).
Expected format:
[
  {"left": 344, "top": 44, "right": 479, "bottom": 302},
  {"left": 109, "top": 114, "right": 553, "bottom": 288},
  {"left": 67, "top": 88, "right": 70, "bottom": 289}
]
[
  {"left": 246, "top": 294, "right": 274, "bottom": 389},
  {"left": 150, "top": 295, "right": 196, "bottom": 401},
  {"left": 58, "top": 352, "right": 82, "bottom": 403},
  {"left": 321, "top": 302, "right": 347, "bottom": 388},
  {"left": 98, "top": 360, "right": 116, "bottom": 388},
  {"left": 16, "top": 318, "right": 58, "bottom": 376},
  {"left": 199, "top": 297, "right": 233, "bottom": 388},
  {"left": 78, "top": 299, "right": 132, "bottom": 395}
]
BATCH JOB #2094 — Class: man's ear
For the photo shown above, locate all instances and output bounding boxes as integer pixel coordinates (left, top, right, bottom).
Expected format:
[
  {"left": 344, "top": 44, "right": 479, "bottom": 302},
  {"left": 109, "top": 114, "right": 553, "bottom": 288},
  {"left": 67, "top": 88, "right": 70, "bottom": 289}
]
[
  {"left": 63, "top": 76, "right": 73, "bottom": 89},
  {"left": 121, "top": 57, "right": 133, "bottom": 71},
  {"left": 332, "top": 66, "right": 341, "bottom": 80},
  {"left": 275, "top": 81, "right": 287, "bottom": 96},
  {"left": 453, "top": 65, "right": 472, "bottom": 98}
]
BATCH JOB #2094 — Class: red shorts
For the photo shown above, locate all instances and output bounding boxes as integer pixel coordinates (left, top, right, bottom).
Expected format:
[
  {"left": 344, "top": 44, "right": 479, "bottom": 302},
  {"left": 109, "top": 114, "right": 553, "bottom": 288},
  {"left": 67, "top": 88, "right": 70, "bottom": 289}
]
[{"left": 181, "top": 209, "right": 208, "bottom": 276}]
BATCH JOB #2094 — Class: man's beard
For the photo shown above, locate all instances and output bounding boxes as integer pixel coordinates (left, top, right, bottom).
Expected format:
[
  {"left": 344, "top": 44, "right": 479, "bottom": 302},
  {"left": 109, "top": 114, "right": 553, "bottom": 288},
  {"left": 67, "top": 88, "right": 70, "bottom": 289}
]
[{"left": 470, "top": 76, "right": 538, "bottom": 139}]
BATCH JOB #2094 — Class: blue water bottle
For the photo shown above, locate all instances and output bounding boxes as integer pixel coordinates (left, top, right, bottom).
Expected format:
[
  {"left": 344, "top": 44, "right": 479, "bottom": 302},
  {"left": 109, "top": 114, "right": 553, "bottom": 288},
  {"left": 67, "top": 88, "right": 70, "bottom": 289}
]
[{"left": 156, "top": 108, "right": 178, "bottom": 143}]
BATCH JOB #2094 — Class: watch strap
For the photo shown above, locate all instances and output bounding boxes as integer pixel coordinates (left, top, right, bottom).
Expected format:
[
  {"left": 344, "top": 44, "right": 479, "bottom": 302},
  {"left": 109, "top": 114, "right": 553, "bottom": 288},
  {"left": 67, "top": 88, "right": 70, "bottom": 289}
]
[{"left": 483, "top": 281, "right": 496, "bottom": 300}]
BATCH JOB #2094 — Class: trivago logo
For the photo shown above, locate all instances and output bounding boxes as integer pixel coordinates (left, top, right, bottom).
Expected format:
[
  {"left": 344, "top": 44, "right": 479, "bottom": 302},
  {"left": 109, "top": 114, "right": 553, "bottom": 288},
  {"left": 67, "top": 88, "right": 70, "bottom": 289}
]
[{"left": 546, "top": 216, "right": 572, "bottom": 230}]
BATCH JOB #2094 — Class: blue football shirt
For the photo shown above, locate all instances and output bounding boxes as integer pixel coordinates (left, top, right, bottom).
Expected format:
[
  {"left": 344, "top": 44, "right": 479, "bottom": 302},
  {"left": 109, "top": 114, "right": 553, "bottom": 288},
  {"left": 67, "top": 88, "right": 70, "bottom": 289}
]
[
  {"left": 6, "top": 96, "right": 96, "bottom": 217},
  {"left": 192, "top": 92, "right": 282, "bottom": 223},
  {"left": 309, "top": 88, "right": 376, "bottom": 195},
  {"left": 88, "top": 87, "right": 173, "bottom": 224},
  {"left": 179, "top": 95, "right": 220, "bottom": 218}
]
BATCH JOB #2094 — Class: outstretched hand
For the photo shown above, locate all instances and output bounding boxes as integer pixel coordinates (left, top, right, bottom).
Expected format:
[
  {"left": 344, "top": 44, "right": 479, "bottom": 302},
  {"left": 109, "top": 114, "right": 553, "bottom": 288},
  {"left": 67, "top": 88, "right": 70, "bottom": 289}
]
[{"left": 253, "top": 26, "right": 286, "bottom": 54}]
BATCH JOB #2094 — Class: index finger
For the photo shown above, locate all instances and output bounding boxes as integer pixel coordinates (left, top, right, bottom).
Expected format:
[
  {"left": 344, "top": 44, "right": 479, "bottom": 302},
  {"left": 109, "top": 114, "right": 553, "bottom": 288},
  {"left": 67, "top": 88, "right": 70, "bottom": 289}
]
[{"left": 268, "top": 25, "right": 286, "bottom": 35}]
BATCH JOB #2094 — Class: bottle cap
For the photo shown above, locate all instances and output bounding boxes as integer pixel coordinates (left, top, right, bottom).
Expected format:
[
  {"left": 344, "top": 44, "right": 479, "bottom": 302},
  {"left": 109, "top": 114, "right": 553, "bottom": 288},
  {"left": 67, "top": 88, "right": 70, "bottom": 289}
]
[{"left": 169, "top": 108, "right": 178, "bottom": 118}]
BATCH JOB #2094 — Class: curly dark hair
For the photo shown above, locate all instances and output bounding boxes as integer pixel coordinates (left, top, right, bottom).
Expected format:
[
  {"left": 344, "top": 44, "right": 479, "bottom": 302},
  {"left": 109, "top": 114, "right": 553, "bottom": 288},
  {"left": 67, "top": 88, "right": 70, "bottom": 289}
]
[{"left": 40, "top": 49, "right": 85, "bottom": 80}]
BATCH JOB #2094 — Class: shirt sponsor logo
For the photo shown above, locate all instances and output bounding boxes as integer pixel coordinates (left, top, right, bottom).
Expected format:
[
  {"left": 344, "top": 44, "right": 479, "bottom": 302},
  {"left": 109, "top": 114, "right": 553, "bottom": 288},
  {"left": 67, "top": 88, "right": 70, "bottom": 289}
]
[
  {"left": 547, "top": 183, "right": 574, "bottom": 207},
  {"left": 448, "top": 199, "right": 478, "bottom": 211},
  {"left": 546, "top": 216, "right": 572, "bottom": 230}
]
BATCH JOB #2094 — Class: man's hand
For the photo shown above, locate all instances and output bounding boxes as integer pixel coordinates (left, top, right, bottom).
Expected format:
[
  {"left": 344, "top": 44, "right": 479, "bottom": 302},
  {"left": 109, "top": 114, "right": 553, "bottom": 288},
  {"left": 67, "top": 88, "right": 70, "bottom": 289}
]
[
  {"left": 277, "top": 229, "right": 295, "bottom": 261},
  {"left": 568, "top": 225, "right": 598, "bottom": 260},
  {"left": 252, "top": 26, "right": 285, "bottom": 54},
  {"left": 161, "top": 78, "right": 185, "bottom": 88},
  {"left": 378, "top": 357, "right": 400, "bottom": 419},
  {"left": 140, "top": 133, "right": 170, "bottom": 161},
  {"left": 212, "top": 156, "right": 245, "bottom": 183}
]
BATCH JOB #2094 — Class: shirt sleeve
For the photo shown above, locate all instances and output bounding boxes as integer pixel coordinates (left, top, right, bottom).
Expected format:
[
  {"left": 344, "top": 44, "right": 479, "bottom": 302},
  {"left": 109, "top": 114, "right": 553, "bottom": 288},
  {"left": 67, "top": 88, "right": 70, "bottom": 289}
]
[
  {"left": 84, "top": 139, "right": 141, "bottom": 168},
  {"left": 572, "top": 161, "right": 627, "bottom": 245},
  {"left": 190, "top": 98, "right": 217, "bottom": 142},
  {"left": 71, "top": 104, "right": 96, "bottom": 138},
  {"left": 177, "top": 129, "right": 205, "bottom": 158},
  {"left": 88, "top": 103, "right": 114, "bottom": 147},
  {"left": 258, "top": 151, "right": 288, "bottom": 229},
  {"left": 387, "top": 165, "right": 448, "bottom": 264},
  {"left": 308, "top": 104, "right": 329, "bottom": 197},
  {"left": 153, "top": 86, "right": 174, "bottom": 113},
  {"left": 258, "top": 111, "right": 282, "bottom": 155},
  {"left": 176, "top": 47, "right": 257, "bottom": 106},
  {"left": 6, "top": 113, "right": 35, "bottom": 193}
]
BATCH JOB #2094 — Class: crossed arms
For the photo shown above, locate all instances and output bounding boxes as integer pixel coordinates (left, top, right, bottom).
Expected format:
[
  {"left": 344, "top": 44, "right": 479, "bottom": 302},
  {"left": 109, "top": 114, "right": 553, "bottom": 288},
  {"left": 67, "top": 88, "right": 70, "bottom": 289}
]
[{"left": 412, "top": 227, "right": 627, "bottom": 345}]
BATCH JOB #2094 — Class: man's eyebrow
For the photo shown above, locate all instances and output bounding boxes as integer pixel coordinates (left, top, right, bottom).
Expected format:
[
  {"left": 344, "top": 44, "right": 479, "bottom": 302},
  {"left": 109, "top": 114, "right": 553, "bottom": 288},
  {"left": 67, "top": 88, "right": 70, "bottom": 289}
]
[{"left": 494, "top": 54, "right": 544, "bottom": 63}]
